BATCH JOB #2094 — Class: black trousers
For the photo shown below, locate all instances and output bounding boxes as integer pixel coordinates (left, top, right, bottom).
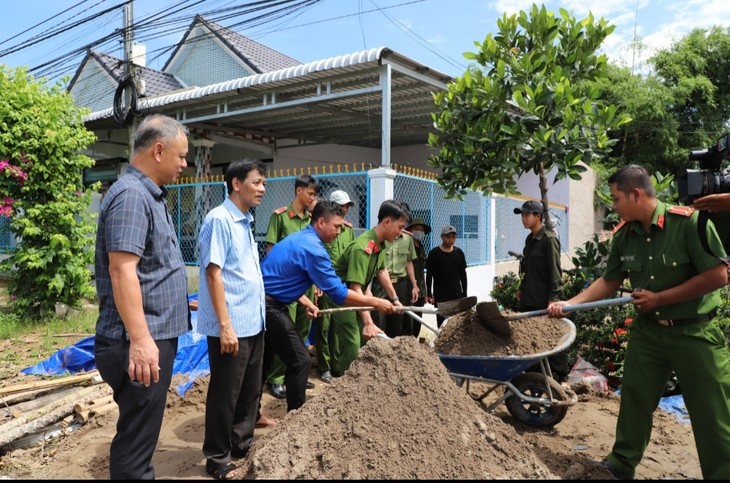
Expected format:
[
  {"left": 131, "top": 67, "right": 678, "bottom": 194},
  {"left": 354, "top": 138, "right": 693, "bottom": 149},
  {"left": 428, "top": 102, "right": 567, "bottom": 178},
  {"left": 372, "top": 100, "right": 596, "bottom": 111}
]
[
  {"left": 263, "top": 296, "right": 311, "bottom": 411},
  {"left": 204, "top": 331, "right": 264, "bottom": 467},
  {"left": 94, "top": 335, "right": 178, "bottom": 480}
]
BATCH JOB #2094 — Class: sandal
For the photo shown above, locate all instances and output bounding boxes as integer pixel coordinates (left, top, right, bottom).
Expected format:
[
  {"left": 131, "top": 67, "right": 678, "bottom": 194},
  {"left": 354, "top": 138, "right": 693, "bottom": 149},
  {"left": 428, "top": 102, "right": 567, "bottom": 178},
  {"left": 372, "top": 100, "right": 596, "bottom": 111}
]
[{"left": 206, "top": 461, "right": 240, "bottom": 480}]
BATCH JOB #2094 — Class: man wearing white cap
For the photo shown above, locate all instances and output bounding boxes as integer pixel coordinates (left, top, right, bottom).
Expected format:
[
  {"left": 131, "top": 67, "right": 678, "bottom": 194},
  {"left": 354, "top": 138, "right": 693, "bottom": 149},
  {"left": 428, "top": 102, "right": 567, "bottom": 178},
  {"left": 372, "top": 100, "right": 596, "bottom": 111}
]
[{"left": 315, "top": 190, "right": 356, "bottom": 383}]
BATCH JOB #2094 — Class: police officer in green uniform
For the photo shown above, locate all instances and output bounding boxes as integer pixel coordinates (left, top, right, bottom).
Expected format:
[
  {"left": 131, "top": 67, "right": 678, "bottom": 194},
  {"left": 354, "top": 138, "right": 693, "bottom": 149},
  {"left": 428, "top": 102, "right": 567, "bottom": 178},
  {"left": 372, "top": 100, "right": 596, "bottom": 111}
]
[
  {"left": 513, "top": 199, "right": 567, "bottom": 383},
  {"left": 370, "top": 226, "right": 419, "bottom": 339},
  {"left": 548, "top": 165, "right": 730, "bottom": 480},
  {"left": 405, "top": 217, "right": 431, "bottom": 337},
  {"left": 330, "top": 200, "right": 410, "bottom": 375},
  {"left": 264, "top": 174, "right": 319, "bottom": 399},
  {"left": 316, "top": 190, "right": 356, "bottom": 383}
]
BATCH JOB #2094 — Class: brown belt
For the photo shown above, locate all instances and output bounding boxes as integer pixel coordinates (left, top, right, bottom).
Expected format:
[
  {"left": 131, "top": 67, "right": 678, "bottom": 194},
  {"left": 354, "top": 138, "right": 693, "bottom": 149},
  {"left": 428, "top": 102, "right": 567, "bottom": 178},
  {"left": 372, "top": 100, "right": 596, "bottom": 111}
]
[{"left": 654, "top": 310, "right": 715, "bottom": 327}]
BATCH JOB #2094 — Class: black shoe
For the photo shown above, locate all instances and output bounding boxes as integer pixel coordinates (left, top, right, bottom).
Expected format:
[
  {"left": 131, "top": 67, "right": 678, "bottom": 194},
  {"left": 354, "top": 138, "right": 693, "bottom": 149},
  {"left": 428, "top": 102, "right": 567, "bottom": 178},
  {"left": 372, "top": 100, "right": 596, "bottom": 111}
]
[
  {"left": 306, "top": 381, "right": 315, "bottom": 389},
  {"left": 600, "top": 459, "right": 634, "bottom": 480},
  {"left": 268, "top": 383, "right": 286, "bottom": 399}
]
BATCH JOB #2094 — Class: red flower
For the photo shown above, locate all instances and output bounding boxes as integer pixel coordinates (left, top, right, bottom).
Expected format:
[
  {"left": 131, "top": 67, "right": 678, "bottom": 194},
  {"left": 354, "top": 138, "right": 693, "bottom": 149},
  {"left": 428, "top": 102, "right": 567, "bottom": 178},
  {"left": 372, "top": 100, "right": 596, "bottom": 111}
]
[
  {"left": 614, "top": 328, "right": 627, "bottom": 336},
  {"left": 624, "top": 318, "right": 633, "bottom": 326}
]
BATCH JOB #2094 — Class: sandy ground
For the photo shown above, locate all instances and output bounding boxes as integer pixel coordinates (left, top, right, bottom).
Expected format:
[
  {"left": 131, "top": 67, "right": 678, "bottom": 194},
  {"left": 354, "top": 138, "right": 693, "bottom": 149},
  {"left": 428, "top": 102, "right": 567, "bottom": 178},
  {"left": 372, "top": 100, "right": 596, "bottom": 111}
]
[{"left": 0, "top": 311, "right": 701, "bottom": 480}]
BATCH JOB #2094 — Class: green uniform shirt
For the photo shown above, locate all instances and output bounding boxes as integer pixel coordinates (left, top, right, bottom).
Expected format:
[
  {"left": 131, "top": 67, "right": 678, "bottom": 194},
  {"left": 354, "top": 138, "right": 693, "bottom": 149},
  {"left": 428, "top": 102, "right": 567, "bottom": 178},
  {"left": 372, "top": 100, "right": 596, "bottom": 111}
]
[
  {"left": 603, "top": 200, "right": 726, "bottom": 320},
  {"left": 518, "top": 225, "right": 562, "bottom": 309},
  {"left": 265, "top": 203, "right": 311, "bottom": 245},
  {"left": 324, "top": 221, "right": 356, "bottom": 262},
  {"left": 333, "top": 228, "right": 385, "bottom": 287},
  {"left": 383, "top": 232, "right": 417, "bottom": 278}
]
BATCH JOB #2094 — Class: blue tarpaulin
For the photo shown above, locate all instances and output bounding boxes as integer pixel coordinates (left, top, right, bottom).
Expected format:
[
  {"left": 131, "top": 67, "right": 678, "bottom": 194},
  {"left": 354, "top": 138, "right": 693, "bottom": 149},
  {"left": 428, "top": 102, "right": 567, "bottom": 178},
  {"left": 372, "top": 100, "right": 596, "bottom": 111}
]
[{"left": 22, "top": 294, "right": 211, "bottom": 396}]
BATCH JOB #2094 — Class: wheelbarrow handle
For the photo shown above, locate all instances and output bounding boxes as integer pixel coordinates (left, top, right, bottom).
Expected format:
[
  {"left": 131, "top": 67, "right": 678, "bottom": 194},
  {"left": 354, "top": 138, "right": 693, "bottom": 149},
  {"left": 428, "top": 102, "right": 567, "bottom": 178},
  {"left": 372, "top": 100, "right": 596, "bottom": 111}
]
[{"left": 505, "top": 296, "right": 634, "bottom": 321}]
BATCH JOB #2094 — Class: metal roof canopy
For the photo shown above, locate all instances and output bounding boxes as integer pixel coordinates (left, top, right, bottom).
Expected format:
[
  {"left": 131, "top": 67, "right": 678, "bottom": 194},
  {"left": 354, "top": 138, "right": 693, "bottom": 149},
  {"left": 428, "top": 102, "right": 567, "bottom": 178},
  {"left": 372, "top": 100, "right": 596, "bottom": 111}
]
[{"left": 84, "top": 47, "right": 452, "bottom": 165}]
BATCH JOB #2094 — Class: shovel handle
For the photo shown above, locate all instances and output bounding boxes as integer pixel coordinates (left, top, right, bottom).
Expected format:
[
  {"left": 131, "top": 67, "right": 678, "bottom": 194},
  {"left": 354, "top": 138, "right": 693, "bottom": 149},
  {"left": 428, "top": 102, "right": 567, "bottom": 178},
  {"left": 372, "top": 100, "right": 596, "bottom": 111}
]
[
  {"left": 318, "top": 306, "right": 439, "bottom": 315},
  {"left": 505, "top": 296, "right": 634, "bottom": 321}
]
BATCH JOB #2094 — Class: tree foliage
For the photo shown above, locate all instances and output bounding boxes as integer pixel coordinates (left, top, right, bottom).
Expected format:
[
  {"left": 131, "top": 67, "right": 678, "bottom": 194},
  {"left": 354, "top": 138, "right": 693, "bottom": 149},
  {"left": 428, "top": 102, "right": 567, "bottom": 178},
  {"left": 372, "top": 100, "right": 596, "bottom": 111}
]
[
  {"left": 650, "top": 26, "right": 730, "bottom": 155},
  {"left": 0, "top": 65, "right": 98, "bottom": 316},
  {"left": 590, "top": 65, "right": 679, "bottom": 174},
  {"left": 428, "top": 3, "right": 630, "bottom": 212}
]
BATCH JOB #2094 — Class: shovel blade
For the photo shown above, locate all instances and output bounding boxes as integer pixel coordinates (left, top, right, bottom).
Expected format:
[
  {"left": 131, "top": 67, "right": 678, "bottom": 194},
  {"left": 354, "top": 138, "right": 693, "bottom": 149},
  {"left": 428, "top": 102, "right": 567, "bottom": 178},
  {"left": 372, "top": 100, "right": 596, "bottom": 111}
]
[
  {"left": 436, "top": 296, "right": 477, "bottom": 317},
  {"left": 475, "top": 301, "right": 511, "bottom": 337}
]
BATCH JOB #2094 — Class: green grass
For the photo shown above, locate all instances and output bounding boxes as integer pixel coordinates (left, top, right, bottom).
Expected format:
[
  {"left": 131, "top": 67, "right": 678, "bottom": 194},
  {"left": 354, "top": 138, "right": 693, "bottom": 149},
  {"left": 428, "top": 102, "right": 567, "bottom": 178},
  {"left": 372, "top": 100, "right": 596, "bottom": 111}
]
[{"left": 0, "top": 307, "right": 97, "bottom": 379}]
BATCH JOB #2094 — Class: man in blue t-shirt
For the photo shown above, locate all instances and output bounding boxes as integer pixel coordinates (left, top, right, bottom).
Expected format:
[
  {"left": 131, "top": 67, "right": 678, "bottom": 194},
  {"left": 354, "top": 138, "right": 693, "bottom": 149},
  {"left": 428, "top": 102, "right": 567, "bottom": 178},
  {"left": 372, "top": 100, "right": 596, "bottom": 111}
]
[{"left": 260, "top": 200, "right": 395, "bottom": 411}]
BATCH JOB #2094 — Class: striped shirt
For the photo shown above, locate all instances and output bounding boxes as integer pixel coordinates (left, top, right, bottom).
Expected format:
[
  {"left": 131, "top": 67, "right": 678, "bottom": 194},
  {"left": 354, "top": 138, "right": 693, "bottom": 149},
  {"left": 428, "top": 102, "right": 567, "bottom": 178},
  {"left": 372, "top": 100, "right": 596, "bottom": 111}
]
[
  {"left": 95, "top": 165, "right": 190, "bottom": 340},
  {"left": 196, "top": 198, "right": 266, "bottom": 337}
]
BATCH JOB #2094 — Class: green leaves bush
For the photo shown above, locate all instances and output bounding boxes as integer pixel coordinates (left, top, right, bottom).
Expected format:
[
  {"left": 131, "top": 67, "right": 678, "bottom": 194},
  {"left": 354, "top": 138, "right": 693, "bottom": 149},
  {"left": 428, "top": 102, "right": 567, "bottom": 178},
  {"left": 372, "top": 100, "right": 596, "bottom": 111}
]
[{"left": 0, "top": 65, "right": 99, "bottom": 316}]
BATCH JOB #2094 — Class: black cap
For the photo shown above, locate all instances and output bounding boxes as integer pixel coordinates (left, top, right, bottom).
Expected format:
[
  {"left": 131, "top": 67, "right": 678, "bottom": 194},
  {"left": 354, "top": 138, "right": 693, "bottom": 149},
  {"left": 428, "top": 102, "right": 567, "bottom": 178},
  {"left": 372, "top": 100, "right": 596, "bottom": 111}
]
[{"left": 513, "top": 200, "right": 544, "bottom": 215}]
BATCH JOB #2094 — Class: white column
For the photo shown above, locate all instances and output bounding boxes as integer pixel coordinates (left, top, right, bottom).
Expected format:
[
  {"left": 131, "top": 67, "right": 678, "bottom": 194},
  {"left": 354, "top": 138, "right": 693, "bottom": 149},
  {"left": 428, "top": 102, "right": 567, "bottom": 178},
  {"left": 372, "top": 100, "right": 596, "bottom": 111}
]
[
  {"left": 367, "top": 167, "right": 396, "bottom": 228},
  {"left": 191, "top": 138, "right": 216, "bottom": 178},
  {"left": 380, "top": 64, "right": 392, "bottom": 167}
]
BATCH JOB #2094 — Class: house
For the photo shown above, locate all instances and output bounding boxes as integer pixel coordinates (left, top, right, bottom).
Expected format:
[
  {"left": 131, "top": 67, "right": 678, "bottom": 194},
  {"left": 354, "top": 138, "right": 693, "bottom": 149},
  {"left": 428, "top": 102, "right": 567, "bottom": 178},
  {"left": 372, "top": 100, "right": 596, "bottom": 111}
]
[{"left": 67, "top": 14, "right": 601, "bottom": 300}]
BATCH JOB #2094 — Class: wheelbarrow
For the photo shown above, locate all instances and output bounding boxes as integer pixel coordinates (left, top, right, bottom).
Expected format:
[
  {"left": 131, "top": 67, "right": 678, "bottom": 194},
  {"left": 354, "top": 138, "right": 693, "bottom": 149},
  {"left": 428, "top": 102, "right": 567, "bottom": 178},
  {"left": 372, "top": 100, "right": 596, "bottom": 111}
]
[{"left": 437, "top": 316, "right": 578, "bottom": 428}]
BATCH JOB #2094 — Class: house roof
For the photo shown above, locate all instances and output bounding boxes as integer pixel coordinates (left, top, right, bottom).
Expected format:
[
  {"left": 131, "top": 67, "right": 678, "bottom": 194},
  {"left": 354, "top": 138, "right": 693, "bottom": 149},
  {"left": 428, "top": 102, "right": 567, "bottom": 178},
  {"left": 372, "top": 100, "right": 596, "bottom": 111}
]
[
  {"left": 69, "top": 50, "right": 185, "bottom": 98},
  {"left": 162, "top": 15, "right": 301, "bottom": 74},
  {"left": 84, "top": 47, "right": 452, "bottom": 149}
]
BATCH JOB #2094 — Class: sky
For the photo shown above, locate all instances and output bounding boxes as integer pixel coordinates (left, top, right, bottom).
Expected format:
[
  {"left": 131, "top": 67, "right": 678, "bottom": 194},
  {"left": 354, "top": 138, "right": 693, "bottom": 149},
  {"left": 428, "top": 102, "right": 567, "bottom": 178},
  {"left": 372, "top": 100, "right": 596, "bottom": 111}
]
[{"left": 1, "top": 0, "right": 729, "bottom": 83}]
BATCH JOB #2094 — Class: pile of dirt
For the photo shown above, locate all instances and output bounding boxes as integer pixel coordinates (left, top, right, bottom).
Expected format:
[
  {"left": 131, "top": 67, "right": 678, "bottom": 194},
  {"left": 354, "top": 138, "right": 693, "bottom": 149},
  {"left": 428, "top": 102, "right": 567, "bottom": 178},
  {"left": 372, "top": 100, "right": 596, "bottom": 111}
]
[
  {"left": 238, "top": 336, "right": 608, "bottom": 479},
  {"left": 433, "top": 309, "right": 569, "bottom": 356}
]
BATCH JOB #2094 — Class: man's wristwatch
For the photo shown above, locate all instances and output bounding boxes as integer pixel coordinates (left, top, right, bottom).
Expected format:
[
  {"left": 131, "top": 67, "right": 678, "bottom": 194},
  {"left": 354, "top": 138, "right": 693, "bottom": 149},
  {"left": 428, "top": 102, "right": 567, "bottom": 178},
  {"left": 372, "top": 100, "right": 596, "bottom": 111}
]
[{"left": 389, "top": 296, "right": 399, "bottom": 302}]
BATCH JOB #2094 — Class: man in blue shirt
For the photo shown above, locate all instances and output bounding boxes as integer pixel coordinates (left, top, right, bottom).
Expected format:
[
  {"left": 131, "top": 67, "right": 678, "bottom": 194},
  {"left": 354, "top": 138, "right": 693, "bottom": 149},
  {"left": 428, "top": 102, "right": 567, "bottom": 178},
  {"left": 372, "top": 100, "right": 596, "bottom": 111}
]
[
  {"left": 94, "top": 114, "right": 191, "bottom": 480},
  {"left": 261, "top": 199, "right": 395, "bottom": 411},
  {"left": 196, "top": 159, "right": 267, "bottom": 480}
]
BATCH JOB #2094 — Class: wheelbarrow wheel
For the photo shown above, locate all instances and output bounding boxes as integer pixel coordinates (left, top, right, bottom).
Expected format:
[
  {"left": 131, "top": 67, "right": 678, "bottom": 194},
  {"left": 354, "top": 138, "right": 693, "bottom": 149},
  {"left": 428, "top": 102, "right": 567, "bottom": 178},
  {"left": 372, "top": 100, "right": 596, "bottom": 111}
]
[{"left": 504, "top": 372, "right": 569, "bottom": 428}]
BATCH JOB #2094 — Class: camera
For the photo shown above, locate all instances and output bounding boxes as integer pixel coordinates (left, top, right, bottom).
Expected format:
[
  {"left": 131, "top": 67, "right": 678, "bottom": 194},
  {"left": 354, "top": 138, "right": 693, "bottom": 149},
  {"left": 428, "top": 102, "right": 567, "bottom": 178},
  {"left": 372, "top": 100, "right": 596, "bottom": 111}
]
[{"left": 678, "top": 133, "right": 730, "bottom": 204}]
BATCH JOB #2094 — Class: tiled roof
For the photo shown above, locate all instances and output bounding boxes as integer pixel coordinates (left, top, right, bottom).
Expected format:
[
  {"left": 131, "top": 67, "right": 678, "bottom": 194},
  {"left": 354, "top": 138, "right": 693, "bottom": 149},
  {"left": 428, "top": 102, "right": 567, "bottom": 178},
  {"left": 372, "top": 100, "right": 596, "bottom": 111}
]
[
  {"left": 90, "top": 50, "right": 185, "bottom": 97},
  {"left": 163, "top": 14, "right": 301, "bottom": 74}
]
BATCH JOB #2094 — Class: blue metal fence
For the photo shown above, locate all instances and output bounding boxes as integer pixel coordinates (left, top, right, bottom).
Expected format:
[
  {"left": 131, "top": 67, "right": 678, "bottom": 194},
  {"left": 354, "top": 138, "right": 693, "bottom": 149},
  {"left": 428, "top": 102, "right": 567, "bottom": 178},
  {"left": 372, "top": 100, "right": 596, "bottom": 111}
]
[{"left": 2, "top": 167, "right": 569, "bottom": 268}]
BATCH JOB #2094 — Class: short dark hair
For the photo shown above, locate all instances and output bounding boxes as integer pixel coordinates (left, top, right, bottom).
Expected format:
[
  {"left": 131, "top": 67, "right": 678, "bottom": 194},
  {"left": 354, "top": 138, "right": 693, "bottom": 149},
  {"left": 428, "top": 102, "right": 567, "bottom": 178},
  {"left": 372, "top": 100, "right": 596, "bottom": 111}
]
[
  {"left": 225, "top": 158, "right": 266, "bottom": 194},
  {"left": 295, "top": 174, "right": 320, "bottom": 194},
  {"left": 133, "top": 114, "right": 188, "bottom": 152},
  {"left": 608, "top": 165, "right": 656, "bottom": 197},
  {"left": 377, "top": 199, "right": 410, "bottom": 223},
  {"left": 312, "top": 199, "right": 345, "bottom": 222}
]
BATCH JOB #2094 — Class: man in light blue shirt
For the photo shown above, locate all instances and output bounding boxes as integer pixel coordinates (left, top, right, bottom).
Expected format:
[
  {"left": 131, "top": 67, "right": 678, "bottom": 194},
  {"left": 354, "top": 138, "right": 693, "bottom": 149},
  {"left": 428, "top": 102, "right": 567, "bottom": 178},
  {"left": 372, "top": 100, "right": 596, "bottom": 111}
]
[{"left": 196, "top": 159, "right": 267, "bottom": 481}]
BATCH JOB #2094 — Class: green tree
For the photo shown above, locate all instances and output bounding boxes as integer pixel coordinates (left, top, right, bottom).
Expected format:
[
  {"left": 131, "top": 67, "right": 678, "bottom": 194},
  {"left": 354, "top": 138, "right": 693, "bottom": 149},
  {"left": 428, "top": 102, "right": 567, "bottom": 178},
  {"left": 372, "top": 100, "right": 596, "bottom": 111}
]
[
  {"left": 0, "top": 65, "right": 98, "bottom": 316},
  {"left": 429, "top": 3, "right": 630, "bottom": 229},
  {"left": 650, "top": 26, "right": 730, "bottom": 160},
  {"left": 591, "top": 65, "right": 679, "bottom": 174}
]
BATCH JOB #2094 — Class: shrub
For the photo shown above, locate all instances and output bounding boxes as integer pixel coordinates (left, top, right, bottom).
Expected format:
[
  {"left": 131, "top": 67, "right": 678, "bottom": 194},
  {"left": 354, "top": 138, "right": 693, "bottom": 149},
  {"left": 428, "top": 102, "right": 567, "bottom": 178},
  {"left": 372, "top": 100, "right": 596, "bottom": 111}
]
[{"left": 0, "top": 65, "right": 98, "bottom": 316}]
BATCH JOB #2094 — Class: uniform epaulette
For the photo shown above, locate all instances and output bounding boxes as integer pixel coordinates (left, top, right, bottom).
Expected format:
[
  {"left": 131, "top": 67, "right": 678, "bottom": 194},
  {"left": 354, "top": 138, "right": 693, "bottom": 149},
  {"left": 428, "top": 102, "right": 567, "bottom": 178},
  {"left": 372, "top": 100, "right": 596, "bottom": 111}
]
[
  {"left": 364, "top": 239, "right": 380, "bottom": 255},
  {"left": 273, "top": 206, "right": 287, "bottom": 215},
  {"left": 343, "top": 220, "right": 353, "bottom": 228},
  {"left": 402, "top": 229, "right": 412, "bottom": 236},
  {"left": 611, "top": 221, "right": 627, "bottom": 235},
  {"left": 668, "top": 206, "right": 695, "bottom": 217}
]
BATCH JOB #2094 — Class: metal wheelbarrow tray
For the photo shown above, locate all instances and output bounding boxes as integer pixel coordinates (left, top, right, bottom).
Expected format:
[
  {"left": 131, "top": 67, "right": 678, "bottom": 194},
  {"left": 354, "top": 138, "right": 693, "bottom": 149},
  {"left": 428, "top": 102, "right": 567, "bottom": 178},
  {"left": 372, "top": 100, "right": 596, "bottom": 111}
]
[{"left": 437, "top": 317, "right": 577, "bottom": 428}]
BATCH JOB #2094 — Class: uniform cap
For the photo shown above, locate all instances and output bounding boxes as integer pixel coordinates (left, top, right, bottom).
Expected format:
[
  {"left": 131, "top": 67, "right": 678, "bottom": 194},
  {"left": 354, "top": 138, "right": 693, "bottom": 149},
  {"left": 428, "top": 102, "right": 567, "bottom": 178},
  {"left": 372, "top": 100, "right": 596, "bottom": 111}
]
[
  {"left": 406, "top": 217, "right": 431, "bottom": 234},
  {"left": 513, "top": 200, "right": 544, "bottom": 215},
  {"left": 329, "top": 190, "right": 355, "bottom": 207},
  {"left": 441, "top": 225, "right": 457, "bottom": 235}
]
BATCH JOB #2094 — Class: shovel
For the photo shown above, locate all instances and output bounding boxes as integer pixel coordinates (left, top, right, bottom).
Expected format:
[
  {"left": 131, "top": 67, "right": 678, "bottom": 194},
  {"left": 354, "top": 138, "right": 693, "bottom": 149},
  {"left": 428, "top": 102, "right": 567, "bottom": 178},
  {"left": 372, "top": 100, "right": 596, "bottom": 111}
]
[
  {"left": 476, "top": 296, "right": 634, "bottom": 337},
  {"left": 317, "top": 296, "right": 477, "bottom": 318}
]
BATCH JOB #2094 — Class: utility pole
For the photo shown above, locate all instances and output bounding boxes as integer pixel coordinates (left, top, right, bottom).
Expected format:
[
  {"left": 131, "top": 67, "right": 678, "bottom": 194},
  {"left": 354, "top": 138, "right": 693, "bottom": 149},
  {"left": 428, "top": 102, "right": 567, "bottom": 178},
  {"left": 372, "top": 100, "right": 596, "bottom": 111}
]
[{"left": 124, "top": 1, "right": 137, "bottom": 160}]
